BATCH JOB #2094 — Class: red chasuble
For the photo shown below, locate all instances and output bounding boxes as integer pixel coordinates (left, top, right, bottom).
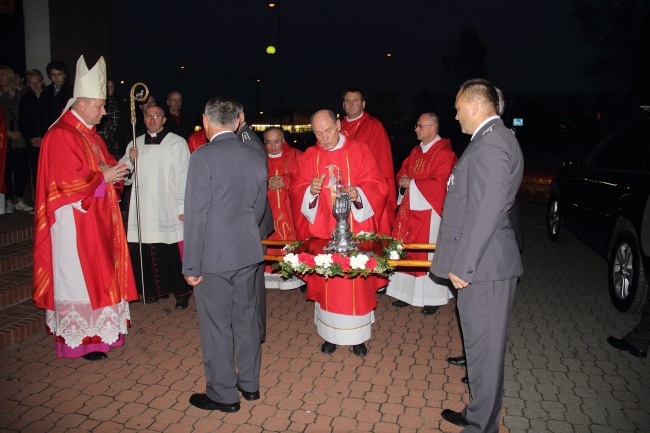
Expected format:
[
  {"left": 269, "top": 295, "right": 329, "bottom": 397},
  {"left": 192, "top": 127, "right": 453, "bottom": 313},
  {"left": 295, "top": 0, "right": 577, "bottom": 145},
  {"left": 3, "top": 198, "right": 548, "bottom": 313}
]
[
  {"left": 267, "top": 142, "right": 301, "bottom": 247},
  {"left": 289, "top": 138, "right": 389, "bottom": 315},
  {"left": 340, "top": 111, "right": 397, "bottom": 227},
  {"left": 33, "top": 110, "right": 137, "bottom": 310},
  {"left": 187, "top": 129, "right": 207, "bottom": 153},
  {"left": 392, "top": 138, "right": 457, "bottom": 274}
]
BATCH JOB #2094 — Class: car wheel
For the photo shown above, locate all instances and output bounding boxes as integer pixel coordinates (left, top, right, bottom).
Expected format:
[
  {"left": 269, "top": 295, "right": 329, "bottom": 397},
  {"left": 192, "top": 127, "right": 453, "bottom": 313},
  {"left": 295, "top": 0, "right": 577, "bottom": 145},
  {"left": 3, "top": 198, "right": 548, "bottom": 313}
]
[
  {"left": 608, "top": 230, "right": 648, "bottom": 314},
  {"left": 546, "top": 196, "right": 561, "bottom": 242}
]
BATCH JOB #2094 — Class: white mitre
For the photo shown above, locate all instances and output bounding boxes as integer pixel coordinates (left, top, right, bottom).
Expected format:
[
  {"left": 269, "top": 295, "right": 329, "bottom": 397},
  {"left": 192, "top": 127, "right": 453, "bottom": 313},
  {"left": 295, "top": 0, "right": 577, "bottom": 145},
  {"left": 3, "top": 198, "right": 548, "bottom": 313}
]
[{"left": 52, "top": 55, "right": 106, "bottom": 126}]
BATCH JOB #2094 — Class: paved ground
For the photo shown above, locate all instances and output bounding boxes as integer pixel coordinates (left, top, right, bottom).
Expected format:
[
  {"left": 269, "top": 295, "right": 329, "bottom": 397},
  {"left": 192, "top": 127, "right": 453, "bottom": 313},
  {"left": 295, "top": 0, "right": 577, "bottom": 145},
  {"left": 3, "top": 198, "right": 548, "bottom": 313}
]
[{"left": 0, "top": 202, "right": 648, "bottom": 432}]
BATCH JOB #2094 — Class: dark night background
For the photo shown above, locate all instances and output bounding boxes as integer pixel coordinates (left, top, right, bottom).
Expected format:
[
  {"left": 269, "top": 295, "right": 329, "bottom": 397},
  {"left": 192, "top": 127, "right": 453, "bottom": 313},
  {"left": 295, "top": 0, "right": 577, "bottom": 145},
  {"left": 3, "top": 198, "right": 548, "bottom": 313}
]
[
  {"left": 2, "top": 1, "right": 647, "bottom": 170},
  {"left": 111, "top": 0, "right": 621, "bottom": 167},
  {"left": 112, "top": 0, "right": 598, "bottom": 117}
]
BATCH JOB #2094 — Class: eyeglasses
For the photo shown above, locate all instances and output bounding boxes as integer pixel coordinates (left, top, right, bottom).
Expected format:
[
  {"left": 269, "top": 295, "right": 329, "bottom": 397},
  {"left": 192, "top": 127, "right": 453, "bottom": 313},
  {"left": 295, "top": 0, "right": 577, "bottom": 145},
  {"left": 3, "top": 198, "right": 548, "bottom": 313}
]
[
  {"left": 264, "top": 139, "right": 282, "bottom": 145},
  {"left": 415, "top": 124, "right": 434, "bottom": 129},
  {"left": 145, "top": 114, "right": 164, "bottom": 119}
]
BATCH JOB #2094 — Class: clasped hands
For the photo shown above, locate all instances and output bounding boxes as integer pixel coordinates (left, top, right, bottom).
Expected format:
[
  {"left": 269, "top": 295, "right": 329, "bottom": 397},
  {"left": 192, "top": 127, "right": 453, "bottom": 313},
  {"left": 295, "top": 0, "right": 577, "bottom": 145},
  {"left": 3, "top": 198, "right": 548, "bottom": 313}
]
[
  {"left": 268, "top": 175, "right": 286, "bottom": 190},
  {"left": 102, "top": 162, "right": 129, "bottom": 184},
  {"left": 309, "top": 174, "right": 359, "bottom": 202}
]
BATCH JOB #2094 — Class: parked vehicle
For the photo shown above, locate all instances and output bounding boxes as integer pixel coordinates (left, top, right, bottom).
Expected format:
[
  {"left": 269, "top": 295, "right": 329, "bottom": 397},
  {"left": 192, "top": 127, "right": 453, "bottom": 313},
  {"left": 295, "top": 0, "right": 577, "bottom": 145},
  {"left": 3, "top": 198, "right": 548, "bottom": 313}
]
[{"left": 547, "top": 108, "right": 650, "bottom": 314}]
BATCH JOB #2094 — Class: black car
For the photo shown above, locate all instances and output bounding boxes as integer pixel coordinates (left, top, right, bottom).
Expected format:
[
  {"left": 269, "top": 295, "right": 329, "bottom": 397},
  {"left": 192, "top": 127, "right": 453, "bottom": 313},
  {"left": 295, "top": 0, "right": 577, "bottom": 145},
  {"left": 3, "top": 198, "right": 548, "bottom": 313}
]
[{"left": 546, "top": 108, "right": 650, "bottom": 314}]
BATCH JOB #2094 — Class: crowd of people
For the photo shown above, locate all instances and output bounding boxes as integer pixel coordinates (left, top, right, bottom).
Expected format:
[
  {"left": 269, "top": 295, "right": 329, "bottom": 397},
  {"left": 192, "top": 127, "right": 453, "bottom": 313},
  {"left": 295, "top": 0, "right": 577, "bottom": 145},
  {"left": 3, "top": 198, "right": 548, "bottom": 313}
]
[{"left": 5, "top": 52, "right": 529, "bottom": 432}]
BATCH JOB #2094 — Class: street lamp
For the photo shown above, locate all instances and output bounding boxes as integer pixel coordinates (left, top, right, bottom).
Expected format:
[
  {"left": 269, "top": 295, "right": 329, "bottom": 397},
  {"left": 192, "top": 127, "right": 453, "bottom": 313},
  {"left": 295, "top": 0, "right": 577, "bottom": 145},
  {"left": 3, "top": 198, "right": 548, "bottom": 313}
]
[
  {"left": 269, "top": 2, "right": 282, "bottom": 125},
  {"left": 372, "top": 53, "right": 392, "bottom": 89}
]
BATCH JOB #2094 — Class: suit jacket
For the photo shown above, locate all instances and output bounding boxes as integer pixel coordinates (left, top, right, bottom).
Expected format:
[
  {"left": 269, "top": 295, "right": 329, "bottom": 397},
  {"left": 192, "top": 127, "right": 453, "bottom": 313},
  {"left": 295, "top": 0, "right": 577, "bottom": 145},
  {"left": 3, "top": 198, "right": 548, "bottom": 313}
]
[
  {"left": 430, "top": 117, "right": 523, "bottom": 283},
  {"left": 183, "top": 131, "right": 267, "bottom": 275},
  {"left": 237, "top": 123, "right": 275, "bottom": 238}
]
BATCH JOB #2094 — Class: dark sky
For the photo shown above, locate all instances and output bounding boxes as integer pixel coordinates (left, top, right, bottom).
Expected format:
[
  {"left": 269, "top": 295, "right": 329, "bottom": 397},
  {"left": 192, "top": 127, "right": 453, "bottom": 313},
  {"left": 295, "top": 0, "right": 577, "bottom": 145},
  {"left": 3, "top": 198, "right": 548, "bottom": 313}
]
[{"left": 112, "top": 0, "right": 598, "bottom": 119}]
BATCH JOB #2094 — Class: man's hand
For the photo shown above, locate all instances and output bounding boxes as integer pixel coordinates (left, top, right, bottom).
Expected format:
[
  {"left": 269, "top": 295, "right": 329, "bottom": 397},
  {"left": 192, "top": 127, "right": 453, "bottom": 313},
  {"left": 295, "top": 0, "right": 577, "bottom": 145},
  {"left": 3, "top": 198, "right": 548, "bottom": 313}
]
[
  {"left": 268, "top": 175, "right": 285, "bottom": 190},
  {"left": 31, "top": 137, "right": 42, "bottom": 148},
  {"left": 185, "top": 275, "right": 203, "bottom": 286},
  {"left": 178, "top": 214, "right": 183, "bottom": 221},
  {"left": 449, "top": 272, "right": 469, "bottom": 289},
  {"left": 7, "top": 130, "right": 22, "bottom": 140},
  {"left": 342, "top": 186, "right": 359, "bottom": 202},
  {"left": 310, "top": 174, "right": 326, "bottom": 195},
  {"left": 102, "top": 162, "right": 129, "bottom": 184},
  {"left": 129, "top": 147, "right": 138, "bottom": 164},
  {"left": 399, "top": 175, "right": 411, "bottom": 189}
]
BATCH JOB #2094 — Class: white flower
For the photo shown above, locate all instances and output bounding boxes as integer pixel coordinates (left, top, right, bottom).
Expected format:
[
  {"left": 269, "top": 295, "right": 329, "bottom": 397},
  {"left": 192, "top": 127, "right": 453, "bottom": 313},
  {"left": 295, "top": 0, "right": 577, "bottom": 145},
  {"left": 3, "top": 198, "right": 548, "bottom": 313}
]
[
  {"left": 389, "top": 250, "right": 401, "bottom": 260},
  {"left": 314, "top": 254, "right": 333, "bottom": 268},
  {"left": 283, "top": 253, "right": 301, "bottom": 270},
  {"left": 350, "top": 254, "right": 369, "bottom": 270},
  {"left": 397, "top": 244, "right": 403, "bottom": 250}
]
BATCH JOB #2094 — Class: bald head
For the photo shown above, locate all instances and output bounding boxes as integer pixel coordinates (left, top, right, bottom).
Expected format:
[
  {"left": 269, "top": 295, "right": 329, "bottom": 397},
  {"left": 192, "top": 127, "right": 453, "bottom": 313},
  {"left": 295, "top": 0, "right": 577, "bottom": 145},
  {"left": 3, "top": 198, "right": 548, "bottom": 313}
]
[{"left": 311, "top": 109, "right": 341, "bottom": 150}]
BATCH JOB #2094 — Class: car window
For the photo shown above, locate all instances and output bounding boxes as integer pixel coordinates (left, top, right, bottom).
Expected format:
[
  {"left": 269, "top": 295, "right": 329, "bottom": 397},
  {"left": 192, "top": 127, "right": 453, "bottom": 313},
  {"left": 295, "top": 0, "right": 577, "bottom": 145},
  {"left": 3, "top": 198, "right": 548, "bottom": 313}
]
[
  {"left": 604, "top": 118, "right": 649, "bottom": 171},
  {"left": 584, "top": 130, "right": 618, "bottom": 169}
]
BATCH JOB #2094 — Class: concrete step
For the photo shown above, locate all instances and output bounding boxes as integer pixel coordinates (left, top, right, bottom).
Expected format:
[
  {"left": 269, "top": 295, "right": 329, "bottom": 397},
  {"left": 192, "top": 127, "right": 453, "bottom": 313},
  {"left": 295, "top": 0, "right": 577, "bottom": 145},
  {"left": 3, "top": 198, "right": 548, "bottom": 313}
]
[
  {"left": 0, "top": 299, "right": 45, "bottom": 351},
  {"left": 0, "top": 239, "right": 33, "bottom": 274}
]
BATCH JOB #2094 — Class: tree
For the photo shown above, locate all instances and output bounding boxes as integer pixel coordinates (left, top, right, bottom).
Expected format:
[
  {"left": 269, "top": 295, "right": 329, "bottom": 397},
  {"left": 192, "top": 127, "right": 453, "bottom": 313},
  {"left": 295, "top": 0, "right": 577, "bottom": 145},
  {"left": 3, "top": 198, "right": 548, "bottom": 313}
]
[
  {"left": 441, "top": 24, "right": 488, "bottom": 92},
  {"left": 572, "top": 0, "right": 650, "bottom": 100}
]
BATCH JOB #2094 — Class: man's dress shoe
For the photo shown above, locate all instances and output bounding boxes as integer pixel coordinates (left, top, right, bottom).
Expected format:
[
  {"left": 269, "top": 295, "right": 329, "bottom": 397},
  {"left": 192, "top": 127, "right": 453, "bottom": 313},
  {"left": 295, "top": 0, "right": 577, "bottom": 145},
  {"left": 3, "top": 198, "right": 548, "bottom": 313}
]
[
  {"left": 447, "top": 355, "right": 466, "bottom": 366},
  {"left": 392, "top": 300, "right": 409, "bottom": 308},
  {"left": 352, "top": 343, "right": 367, "bottom": 357},
  {"left": 237, "top": 386, "right": 260, "bottom": 401},
  {"left": 441, "top": 409, "right": 469, "bottom": 427},
  {"left": 421, "top": 306, "right": 439, "bottom": 315},
  {"left": 376, "top": 286, "right": 387, "bottom": 294},
  {"left": 607, "top": 336, "right": 648, "bottom": 358},
  {"left": 82, "top": 352, "right": 107, "bottom": 361},
  {"left": 461, "top": 376, "right": 468, "bottom": 384},
  {"left": 321, "top": 341, "right": 337, "bottom": 354},
  {"left": 189, "top": 393, "right": 240, "bottom": 412},
  {"left": 175, "top": 299, "right": 189, "bottom": 310}
]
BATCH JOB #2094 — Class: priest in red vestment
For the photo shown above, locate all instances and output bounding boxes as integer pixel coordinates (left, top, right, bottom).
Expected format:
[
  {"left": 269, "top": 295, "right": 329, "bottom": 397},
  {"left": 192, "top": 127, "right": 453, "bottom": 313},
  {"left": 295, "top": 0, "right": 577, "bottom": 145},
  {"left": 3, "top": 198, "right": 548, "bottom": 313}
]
[
  {"left": 187, "top": 127, "right": 207, "bottom": 153},
  {"left": 386, "top": 113, "right": 457, "bottom": 314},
  {"left": 262, "top": 127, "right": 304, "bottom": 290},
  {"left": 290, "top": 110, "right": 389, "bottom": 357},
  {"left": 340, "top": 88, "right": 396, "bottom": 227},
  {"left": 32, "top": 56, "right": 137, "bottom": 360}
]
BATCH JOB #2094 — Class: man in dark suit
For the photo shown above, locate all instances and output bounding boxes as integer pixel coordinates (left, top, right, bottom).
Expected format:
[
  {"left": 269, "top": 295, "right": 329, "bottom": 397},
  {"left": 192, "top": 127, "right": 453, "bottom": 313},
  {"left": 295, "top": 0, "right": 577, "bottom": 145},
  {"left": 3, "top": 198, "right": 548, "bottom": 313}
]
[
  {"left": 431, "top": 79, "right": 523, "bottom": 432},
  {"left": 183, "top": 97, "right": 268, "bottom": 413},
  {"left": 234, "top": 100, "right": 275, "bottom": 343},
  {"left": 164, "top": 91, "right": 195, "bottom": 140}
]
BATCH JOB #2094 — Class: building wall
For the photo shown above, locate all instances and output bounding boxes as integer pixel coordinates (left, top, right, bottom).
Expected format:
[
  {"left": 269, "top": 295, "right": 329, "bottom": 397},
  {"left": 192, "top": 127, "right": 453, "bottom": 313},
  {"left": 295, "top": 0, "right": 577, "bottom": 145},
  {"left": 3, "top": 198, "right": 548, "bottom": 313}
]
[
  {"left": 23, "top": 0, "right": 50, "bottom": 73},
  {"left": 48, "top": 0, "right": 112, "bottom": 79}
]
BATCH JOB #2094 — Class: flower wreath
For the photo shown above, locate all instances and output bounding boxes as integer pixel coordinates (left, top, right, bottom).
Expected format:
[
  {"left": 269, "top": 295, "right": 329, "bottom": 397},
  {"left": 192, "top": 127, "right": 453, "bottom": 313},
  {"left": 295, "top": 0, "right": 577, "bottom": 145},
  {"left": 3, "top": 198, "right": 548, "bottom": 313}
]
[{"left": 275, "top": 232, "right": 407, "bottom": 278}]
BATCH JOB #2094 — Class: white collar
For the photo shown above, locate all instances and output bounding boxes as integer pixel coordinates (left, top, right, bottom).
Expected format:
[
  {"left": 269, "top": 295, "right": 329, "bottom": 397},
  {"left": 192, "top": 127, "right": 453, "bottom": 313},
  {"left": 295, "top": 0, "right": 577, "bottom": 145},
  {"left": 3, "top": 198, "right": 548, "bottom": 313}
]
[
  {"left": 210, "top": 130, "right": 231, "bottom": 141},
  {"left": 70, "top": 109, "right": 93, "bottom": 128},
  {"left": 346, "top": 111, "right": 364, "bottom": 122},
  {"left": 471, "top": 116, "right": 500, "bottom": 140},
  {"left": 322, "top": 134, "right": 345, "bottom": 151},
  {"left": 420, "top": 135, "right": 441, "bottom": 153}
]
